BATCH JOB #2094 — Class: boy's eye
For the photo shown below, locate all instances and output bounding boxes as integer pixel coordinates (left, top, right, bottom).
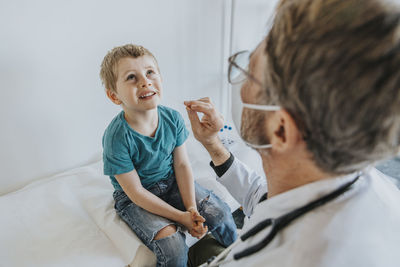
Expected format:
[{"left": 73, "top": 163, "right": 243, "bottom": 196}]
[
  {"left": 147, "top": 70, "right": 155, "bottom": 75},
  {"left": 126, "top": 74, "right": 136, "bottom": 81}
]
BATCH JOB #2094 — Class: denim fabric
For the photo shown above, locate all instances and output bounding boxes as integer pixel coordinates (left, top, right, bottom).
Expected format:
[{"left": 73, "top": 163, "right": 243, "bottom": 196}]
[
  {"left": 113, "top": 176, "right": 237, "bottom": 267},
  {"left": 165, "top": 179, "right": 238, "bottom": 247}
]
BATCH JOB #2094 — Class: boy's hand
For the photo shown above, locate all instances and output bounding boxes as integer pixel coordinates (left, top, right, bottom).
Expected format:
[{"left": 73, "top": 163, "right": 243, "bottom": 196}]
[
  {"left": 189, "top": 223, "right": 208, "bottom": 239},
  {"left": 180, "top": 211, "right": 201, "bottom": 234},
  {"left": 187, "top": 207, "right": 208, "bottom": 239}
]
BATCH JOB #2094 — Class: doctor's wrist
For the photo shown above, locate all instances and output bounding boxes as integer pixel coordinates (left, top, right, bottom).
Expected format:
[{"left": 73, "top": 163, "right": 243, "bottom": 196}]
[
  {"left": 205, "top": 139, "right": 231, "bottom": 166},
  {"left": 199, "top": 135, "right": 221, "bottom": 148},
  {"left": 210, "top": 152, "right": 234, "bottom": 177}
]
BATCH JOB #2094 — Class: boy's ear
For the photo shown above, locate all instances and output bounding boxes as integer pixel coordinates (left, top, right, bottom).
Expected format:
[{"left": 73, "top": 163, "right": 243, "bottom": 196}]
[{"left": 106, "top": 90, "right": 122, "bottom": 105}]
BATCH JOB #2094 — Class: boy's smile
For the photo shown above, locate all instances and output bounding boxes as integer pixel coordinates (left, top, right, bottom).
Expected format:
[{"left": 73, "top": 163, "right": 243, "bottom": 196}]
[
  {"left": 138, "top": 90, "right": 157, "bottom": 100},
  {"left": 109, "top": 55, "right": 162, "bottom": 113}
]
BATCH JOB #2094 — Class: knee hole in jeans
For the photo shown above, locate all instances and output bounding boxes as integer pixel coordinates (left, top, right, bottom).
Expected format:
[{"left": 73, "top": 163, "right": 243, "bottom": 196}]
[{"left": 154, "top": 224, "right": 177, "bottom": 240}]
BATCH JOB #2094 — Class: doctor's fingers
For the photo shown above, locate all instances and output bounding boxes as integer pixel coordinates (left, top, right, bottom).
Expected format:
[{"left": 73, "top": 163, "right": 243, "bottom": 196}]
[
  {"left": 197, "top": 97, "right": 212, "bottom": 104},
  {"left": 202, "top": 113, "right": 224, "bottom": 132},
  {"left": 193, "top": 100, "right": 223, "bottom": 122},
  {"left": 186, "top": 103, "right": 215, "bottom": 127},
  {"left": 186, "top": 107, "right": 202, "bottom": 129},
  {"left": 186, "top": 100, "right": 214, "bottom": 113},
  {"left": 184, "top": 96, "right": 212, "bottom": 106},
  {"left": 188, "top": 102, "right": 223, "bottom": 123}
]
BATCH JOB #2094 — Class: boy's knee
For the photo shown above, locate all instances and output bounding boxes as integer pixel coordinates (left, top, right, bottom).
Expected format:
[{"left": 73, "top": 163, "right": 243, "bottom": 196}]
[
  {"left": 200, "top": 195, "right": 230, "bottom": 226},
  {"left": 153, "top": 230, "right": 188, "bottom": 266},
  {"left": 154, "top": 224, "right": 177, "bottom": 240}
]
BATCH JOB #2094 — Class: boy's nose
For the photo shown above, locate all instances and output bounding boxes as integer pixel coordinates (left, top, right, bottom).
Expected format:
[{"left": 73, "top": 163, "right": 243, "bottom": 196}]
[{"left": 139, "top": 76, "right": 152, "bottom": 88}]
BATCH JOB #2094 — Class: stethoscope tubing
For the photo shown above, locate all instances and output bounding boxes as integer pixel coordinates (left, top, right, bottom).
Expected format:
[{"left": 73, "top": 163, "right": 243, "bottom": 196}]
[{"left": 201, "top": 175, "right": 360, "bottom": 267}]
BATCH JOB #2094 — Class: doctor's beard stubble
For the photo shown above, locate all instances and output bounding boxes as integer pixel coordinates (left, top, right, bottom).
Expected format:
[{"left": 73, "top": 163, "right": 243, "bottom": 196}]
[{"left": 241, "top": 108, "right": 271, "bottom": 149}]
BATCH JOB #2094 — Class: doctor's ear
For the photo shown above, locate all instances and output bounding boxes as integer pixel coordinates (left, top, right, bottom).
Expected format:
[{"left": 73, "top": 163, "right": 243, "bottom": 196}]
[
  {"left": 106, "top": 90, "right": 122, "bottom": 105},
  {"left": 268, "top": 110, "right": 303, "bottom": 152}
]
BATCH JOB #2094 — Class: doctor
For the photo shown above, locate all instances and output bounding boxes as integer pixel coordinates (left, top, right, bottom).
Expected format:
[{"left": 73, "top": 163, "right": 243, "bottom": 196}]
[{"left": 184, "top": 0, "right": 400, "bottom": 266}]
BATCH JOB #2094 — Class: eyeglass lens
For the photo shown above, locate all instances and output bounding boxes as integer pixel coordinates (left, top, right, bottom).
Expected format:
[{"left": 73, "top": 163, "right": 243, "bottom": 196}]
[{"left": 229, "top": 51, "right": 250, "bottom": 84}]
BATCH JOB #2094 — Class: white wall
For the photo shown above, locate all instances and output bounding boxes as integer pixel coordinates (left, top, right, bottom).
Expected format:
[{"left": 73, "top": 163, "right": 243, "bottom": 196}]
[
  {"left": 231, "top": 0, "right": 279, "bottom": 53},
  {"left": 0, "top": 0, "right": 280, "bottom": 195},
  {"left": 0, "top": 0, "right": 232, "bottom": 195},
  {"left": 223, "top": 0, "right": 279, "bottom": 121}
]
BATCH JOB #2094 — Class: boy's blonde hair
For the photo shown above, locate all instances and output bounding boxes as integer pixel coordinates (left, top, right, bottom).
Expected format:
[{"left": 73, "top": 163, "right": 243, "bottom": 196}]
[{"left": 100, "top": 44, "right": 158, "bottom": 92}]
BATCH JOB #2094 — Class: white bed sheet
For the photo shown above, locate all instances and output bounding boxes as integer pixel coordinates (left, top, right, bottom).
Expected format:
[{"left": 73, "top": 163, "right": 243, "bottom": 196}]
[
  {"left": 0, "top": 136, "right": 243, "bottom": 267},
  {"left": 0, "top": 159, "right": 131, "bottom": 266}
]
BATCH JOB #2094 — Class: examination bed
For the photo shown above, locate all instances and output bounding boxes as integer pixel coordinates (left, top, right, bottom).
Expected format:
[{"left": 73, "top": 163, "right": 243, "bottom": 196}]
[{"left": 0, "top": 135, "right": 261, "bottom": 267}]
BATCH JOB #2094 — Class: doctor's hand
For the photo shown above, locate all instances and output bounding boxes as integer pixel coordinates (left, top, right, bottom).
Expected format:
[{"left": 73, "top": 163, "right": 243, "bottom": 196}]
[{"left": 184, "top": 97, "right": 224, "bottom": 147}]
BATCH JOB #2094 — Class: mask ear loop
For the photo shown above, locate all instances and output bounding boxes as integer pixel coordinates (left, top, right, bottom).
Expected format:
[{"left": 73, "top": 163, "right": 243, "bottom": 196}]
[
  {"left": 241, "top": 104, "right": 280, "bottom": 149},
  {"left": 242, "top": 103, "right": 281, "bottom": 111},
  {"left": 244, "top": 142, "right": 273, "bottom": 149}
]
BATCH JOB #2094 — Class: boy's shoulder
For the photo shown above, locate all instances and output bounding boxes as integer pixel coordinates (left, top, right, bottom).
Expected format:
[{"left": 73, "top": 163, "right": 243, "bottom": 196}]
[
  {"left": 103, "top": 111, "right": 130, "bottom": 146},
  {"left": 158, "top": 105, "right": 182, "bottom": 120}
]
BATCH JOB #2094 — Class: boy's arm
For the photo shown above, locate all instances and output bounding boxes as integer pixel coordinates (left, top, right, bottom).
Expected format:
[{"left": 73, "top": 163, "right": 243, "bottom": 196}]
[
  {"left": 173, "top": 143, "right": 208, "bottom": 237},
  {"left": 115, "top": 169, "right": 196, "bottom": 231},
  {"left": 173, "top": 142, "right": 197, "bottom": 211}
]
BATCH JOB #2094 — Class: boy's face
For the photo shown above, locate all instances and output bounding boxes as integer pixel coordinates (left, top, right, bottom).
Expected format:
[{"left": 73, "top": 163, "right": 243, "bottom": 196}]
[{"left": 107, "top": 55, "right": 162, "bottom": 112}]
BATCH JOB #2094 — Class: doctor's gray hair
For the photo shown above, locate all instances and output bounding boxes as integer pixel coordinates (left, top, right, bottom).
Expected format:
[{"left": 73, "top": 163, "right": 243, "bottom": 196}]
[{"left": 264, "top": 0, "right": 400, "bottom": 174}]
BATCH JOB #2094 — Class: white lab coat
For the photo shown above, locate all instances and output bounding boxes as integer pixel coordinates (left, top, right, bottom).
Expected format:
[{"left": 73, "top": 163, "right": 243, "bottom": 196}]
[{"left": 217, "top": 158, "right": 400, "bottom": 267}]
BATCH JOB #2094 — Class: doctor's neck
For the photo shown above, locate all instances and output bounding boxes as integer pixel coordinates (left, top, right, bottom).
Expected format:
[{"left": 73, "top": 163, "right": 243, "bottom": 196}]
[
  {"left": 261, "top": 148, "right": 333, "bottom": 198},
  {"left": 205, "top": 136, "right": 332, "bottom": 197}
]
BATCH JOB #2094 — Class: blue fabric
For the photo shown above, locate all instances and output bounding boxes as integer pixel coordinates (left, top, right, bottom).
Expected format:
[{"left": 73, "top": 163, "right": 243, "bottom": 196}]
[
  {"left": 113, "top": 176, "right": 237, "bottom": 266},
  {"left": 102, "top": 105, "right": 189, "bottom": 190}
]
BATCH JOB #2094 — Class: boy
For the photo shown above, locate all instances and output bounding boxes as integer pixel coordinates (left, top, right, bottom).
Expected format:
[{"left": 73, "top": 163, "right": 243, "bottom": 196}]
[{"left": 100, "top": 44, "right": 237, "bottom": 267}]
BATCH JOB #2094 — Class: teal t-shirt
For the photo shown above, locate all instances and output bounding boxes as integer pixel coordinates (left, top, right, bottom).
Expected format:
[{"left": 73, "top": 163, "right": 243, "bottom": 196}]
[{"left": 102, "top": 105, "right": 189, "bottom": 190}]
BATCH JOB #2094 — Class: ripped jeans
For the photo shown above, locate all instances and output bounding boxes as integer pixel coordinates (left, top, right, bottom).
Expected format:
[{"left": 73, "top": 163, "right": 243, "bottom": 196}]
[{"left": 113, "top": 175, "right": 237, "bottom": 267}]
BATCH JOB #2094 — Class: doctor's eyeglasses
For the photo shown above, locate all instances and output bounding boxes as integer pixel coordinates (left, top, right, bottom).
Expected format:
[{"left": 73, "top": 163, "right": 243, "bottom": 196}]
[{"left": 228, "top": 50, "right": 263, "bottom": 86}]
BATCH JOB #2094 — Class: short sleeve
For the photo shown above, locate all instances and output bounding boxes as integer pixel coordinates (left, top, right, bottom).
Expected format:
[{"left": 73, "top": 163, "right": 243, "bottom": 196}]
[
  {"left": 102, "top": 132, "right": 135, "bottom": 176},
  {"left": 174, "top": 110, "right": 189, "bottom": 147}
]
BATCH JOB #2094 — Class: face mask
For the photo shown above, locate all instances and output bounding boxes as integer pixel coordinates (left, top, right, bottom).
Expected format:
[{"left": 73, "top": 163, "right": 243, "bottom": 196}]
[{"left": 231, "top": 80, "right": 280, "bottom": 149}]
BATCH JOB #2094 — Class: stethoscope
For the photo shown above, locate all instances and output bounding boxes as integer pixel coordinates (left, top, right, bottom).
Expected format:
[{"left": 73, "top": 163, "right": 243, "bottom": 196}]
[{"left": 199, "top": 175, "right": 360, "bottom": 267}]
